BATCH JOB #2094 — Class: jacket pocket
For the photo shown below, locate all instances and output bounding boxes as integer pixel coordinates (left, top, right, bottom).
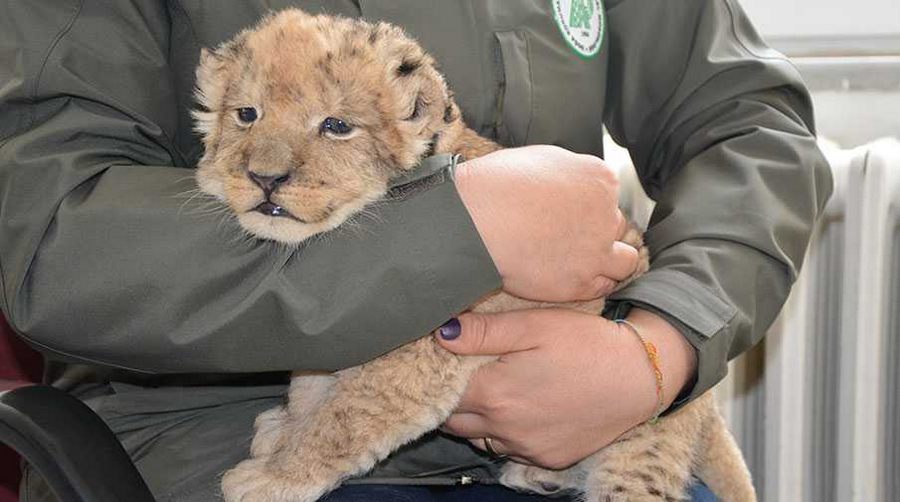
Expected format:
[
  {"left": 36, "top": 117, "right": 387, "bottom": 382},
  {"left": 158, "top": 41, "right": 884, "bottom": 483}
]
[{"left": 492, "top": 31, "right": 534, "bottom": 147}]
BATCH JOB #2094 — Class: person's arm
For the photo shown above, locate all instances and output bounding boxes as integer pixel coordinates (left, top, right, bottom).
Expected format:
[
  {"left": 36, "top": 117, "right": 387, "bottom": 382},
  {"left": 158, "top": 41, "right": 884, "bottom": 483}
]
[
  {"left": 602, "top": 0, "right": 833, "bottom": 406},
  {"left": 0, "top": 1, "right": 500, "bottom": 373},
  {"left": 437, "top": 0, "right": 832, "bottom": 466},
  {"left": 0, "top": 1, "right": 634, "bottom": 375}
]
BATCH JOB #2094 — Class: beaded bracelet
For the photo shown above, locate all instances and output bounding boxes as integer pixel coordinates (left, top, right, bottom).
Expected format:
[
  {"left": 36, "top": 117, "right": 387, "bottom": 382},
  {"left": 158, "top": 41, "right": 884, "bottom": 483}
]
[{"left": 614, "top": 319, "right": 665, "bottom": 424}]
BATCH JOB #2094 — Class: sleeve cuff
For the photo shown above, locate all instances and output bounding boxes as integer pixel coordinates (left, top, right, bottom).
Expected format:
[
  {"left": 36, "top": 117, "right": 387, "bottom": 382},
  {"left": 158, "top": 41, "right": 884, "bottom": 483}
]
[{"left": 603, "top": 268, "right": 738, "bottom": 412}]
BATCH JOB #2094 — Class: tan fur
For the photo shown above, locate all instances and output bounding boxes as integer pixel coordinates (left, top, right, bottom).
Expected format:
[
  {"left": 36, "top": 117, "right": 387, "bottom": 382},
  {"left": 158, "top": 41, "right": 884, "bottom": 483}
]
[{"left": 194, "top": 9, "right": 756, "bottom": 502}]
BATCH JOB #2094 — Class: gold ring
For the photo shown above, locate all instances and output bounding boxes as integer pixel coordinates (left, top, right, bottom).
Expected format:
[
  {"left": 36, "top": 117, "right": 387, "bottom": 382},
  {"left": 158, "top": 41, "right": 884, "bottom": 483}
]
[{"left": 483, "top": 437, "right": 504, "bottom": 459}]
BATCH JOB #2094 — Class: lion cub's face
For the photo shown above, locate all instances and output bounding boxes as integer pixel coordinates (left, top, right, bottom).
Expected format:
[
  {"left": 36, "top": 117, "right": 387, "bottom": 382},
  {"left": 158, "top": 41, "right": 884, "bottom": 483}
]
[{"left": 194, "top": 10, "right": 458, "bottom": 243}]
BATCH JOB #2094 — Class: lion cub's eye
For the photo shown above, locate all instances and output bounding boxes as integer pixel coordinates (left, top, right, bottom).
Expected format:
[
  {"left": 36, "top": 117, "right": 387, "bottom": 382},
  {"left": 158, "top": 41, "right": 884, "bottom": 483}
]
[
  {"left": 406, "top": 96, "right": 424, "bottom": 121},
  {"left": 236, "top": 107, "right": 258, "bottom": 124},
  {"left": 320, "top": 117, "right": 353, "bottom": 136}
]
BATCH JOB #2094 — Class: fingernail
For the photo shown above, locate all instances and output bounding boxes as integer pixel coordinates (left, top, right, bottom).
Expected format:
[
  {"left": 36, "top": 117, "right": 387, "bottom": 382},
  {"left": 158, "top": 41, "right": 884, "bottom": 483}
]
[{"left": 437, "top": 318, "right": 461, "bottom": 340}]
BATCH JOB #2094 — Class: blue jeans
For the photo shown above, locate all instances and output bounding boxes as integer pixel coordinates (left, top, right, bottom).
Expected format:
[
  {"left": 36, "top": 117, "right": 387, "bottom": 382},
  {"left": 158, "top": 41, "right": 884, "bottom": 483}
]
[{"left": 322, "top": 481, "right": 719, "bottom": 501}]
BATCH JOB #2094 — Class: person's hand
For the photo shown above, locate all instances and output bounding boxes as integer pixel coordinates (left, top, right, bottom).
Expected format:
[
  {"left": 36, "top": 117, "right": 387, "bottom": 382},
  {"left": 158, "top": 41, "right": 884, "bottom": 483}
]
[
  {"left": 454, "top": 145, "right": 638, "bottom": 302},
  {"left": 435, "top": 307, "right": 697, "bottom": 468}
]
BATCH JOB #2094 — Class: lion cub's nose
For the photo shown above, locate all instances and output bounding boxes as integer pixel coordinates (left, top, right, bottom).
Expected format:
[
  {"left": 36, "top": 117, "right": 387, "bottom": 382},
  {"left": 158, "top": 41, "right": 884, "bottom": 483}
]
[{"left": 248, "top": 171, "right": 291, "bottom": 194}]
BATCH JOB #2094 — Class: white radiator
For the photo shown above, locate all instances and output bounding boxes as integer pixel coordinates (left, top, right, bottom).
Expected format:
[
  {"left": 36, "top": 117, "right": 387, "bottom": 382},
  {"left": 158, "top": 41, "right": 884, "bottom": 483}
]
[{"left": 605, "top": 136, "right": 900, "bottom": 502}]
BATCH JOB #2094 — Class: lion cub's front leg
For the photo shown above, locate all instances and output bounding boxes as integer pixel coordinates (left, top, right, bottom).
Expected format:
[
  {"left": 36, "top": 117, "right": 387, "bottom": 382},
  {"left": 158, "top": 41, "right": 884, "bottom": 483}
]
[
  {"left": 248, "top": 374, "right": 336, "bottom": 458},
  {"left": 221, "top": 338, "right": 492, "bottom": 502}
]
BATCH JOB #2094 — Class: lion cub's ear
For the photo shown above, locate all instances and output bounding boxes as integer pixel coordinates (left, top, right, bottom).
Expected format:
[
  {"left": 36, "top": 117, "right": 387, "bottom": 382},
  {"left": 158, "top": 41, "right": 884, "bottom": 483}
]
[
  {"left": 369, "top": 23, "right": 452, "bottom": 123},
  {"left": 195, "top": 35, "right": 248, "bottom": 113},
  {"left": 194, "top": 36, "right": 249, "bottom": 139}
]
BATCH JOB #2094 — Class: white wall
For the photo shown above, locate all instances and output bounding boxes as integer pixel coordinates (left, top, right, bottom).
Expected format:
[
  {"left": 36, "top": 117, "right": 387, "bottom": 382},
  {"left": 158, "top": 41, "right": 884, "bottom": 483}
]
[
  {"left": 739, "top": 0, "right": 900, "bottom": 147},
  {"left": 742, "top": 0, "right": 900, "bottom": 38}
]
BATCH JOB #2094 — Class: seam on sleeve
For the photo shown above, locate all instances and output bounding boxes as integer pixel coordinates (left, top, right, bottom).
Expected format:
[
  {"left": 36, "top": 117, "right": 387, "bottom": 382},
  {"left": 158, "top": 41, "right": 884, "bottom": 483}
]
[
  {"left": 27, "top": 0, "right": 183, "bottom": 166},
  {"left": 6, "top": 164, "right": 112, "bottom": 334},
  {"left": 0, "top": 253, "right": 9, "bottom": 318},
  {"left": 166, "top": 0, "right": 200, "bottom": 166},
  {"left": 28, "top": 0, "right": 84, "bottom": 131},
  {"left": 2, "top": 0, "right": 83, "bottom": 325},
  {"left": 11, "top": 327, "right": 155, "bottom": 374},
  {"left": 639, "top": 1, "right": 807, "bottom": 193},
  {"left": 721, "top": 0, "right": 812, "bottom": 127},
  {"left": 603, "top": 1, "right": 698, "bottom": 162},
  {"left": 170, "top": 0, "right": 200, "bottom": 46},
  {"left": 723, "top": 0, "right": 795, "bottom": 65}
]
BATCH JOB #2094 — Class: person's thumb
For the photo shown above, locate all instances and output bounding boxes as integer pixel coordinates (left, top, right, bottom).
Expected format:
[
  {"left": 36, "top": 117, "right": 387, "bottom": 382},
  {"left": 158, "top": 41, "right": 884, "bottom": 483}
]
[{"left": 433, "top": 311, "right": 540, "bottom": 356}]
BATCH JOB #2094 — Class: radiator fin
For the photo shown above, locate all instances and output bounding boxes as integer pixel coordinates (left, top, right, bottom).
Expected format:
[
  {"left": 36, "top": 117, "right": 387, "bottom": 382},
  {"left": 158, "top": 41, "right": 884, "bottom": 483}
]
[
  {"left": 883, "top": 221, "right": 900, "bottom": 502},
  {"left": 805, "top": 221, "right": 843, "bottom": 502}
]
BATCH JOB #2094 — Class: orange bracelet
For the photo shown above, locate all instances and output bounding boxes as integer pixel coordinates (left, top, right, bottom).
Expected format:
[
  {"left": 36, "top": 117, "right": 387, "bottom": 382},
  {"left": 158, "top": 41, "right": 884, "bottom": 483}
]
[{"left": 615, "top": 319, "right": 665, "bottom": 424}]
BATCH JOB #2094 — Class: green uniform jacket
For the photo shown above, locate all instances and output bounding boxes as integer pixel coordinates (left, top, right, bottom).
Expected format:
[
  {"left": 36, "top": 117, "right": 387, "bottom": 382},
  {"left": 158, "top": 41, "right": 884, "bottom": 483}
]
[{"left": 1, "top": 0, "right": 832, "bottom": 499}]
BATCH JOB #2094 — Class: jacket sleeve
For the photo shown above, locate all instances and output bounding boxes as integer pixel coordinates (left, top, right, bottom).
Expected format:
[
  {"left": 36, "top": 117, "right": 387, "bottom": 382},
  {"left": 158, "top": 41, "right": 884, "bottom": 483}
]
[
  {"left": 602, "top": 0, "right": 833, "bottom": 407},
  {"left": 0, "top": 1, "right": 500, "bottom": 373}
]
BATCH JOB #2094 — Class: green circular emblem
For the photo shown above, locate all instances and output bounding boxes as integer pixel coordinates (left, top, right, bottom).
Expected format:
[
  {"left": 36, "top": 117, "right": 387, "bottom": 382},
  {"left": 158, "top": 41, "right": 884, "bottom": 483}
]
[{"left": 552, "top": 0, "right": 605, "bottom": 58}]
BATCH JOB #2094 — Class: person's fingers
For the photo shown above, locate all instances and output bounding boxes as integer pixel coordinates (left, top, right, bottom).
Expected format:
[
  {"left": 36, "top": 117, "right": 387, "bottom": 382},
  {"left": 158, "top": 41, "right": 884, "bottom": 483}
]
[
  {"left": 442, "top": 412, "right": 492, "bottom": 438},
  {"left": 615, "top": 210, "right": 629, "bottom": 240},
  {"left": 434, "top": 311, "right": 543, "bottom": 356},
  {"left": 451, "top": 381, "right": 490, "bottom": 415},
  {"left": 443, "top": 415, "right": 523, "bottom": 461},
  {"left": 444, "top": 409, "right": 532, "bottom": 463},
  {"left": 466, "top": 438, "right": 533, "bottom": 465},
  {"left": 467, "top": 437, "right": 516, "bottom": 459},
  {"left": 450, "top": 358, "right": 514, "bottom": 414},
  {"left": 445, "top": 420, "right": 531, "bottom": 464},
  {"left": 470, "top": 436, "right": 509, "bottom": 455},
  {"left": 574, "top": 152, "right": 619, "bottom": 187},
  {"left": 580, "top": 210, "right": 637, "bottom": 298},
  {"left": 469, "top": 438, "right": 535, "bottom": 465},
  {"left": 602, "top": 240, "right": 640, "bottom": 283}
]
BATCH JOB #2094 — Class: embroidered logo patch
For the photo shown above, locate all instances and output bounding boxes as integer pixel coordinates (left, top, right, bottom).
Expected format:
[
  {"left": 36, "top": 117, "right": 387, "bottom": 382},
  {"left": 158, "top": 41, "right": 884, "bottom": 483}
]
[{"left": 552, "top": 0, "right": 604, "bottom": 58}]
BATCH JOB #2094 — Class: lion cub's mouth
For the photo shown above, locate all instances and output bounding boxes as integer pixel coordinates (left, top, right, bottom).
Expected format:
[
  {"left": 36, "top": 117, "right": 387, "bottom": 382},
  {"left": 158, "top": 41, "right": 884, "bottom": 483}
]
[
  {"left": 254, "top": 201, "right": 295, "bottom": 219},
  {"left": 234, "top": 190, "right": 382, "bottom": 244},
  {"left": 250, "top": 201, "right": 334, "bottom": 224}
]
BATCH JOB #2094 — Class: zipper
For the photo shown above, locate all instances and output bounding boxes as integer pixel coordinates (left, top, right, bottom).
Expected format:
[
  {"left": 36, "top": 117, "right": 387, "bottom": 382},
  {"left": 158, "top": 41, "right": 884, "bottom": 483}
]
[
  {"left": 458, "top": 475, "right": 475, "bottom": 485},
  {"left": 344, "top": 475, "right": 482, "bottom": 486}
]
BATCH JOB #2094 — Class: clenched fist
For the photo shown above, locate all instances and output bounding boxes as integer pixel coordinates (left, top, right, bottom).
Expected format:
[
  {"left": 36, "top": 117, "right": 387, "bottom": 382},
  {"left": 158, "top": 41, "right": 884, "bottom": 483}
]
[{"left": 455, "top": 145, "right": 638, "bottom": 302}]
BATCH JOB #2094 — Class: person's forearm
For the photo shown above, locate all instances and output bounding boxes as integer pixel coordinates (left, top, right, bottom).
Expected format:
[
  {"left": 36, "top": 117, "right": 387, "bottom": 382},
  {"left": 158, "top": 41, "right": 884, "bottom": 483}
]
[
  {"left": 603, "top": 0, "right": 832, "bottom": 407},
  {"left": 3, "top": 155, "right": 499, "bottom": 373},
  {"left": 623, "top": 308, "right": 698, "bottom": 415},
  {"left": 0, "top": 1, "right": 500, "bottom": 373}
]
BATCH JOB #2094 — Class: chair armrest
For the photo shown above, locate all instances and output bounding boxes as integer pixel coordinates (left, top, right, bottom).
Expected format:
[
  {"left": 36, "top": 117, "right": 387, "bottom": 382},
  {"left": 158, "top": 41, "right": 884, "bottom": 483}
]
[{"left": 0, "top": 384, "right": 155, "bottom": 502}]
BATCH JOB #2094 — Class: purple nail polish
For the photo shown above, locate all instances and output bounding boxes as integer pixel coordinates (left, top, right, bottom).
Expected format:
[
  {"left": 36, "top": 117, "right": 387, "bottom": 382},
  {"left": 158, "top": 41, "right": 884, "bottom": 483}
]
[{"left": 438, "top": 318, "right": 461, "bottom": 340}]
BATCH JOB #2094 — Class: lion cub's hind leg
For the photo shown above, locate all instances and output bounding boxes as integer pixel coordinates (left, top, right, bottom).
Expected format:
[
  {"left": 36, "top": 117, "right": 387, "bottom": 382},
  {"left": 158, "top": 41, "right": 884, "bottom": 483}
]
[
  {"left": 579, "top": 395, "right": 713, "bottom": 502},
  {"left": 500, "top": 463, "right": 581, "bottom": 498},
  {"left": 695, "top": 407, "right": 757, "bottom": 502}
]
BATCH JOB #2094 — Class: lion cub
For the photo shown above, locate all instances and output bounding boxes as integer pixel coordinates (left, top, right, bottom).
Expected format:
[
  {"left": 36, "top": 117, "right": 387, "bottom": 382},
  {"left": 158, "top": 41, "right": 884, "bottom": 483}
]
[{"left": 193, "top": 9, "right": 756, "bottom": 502}]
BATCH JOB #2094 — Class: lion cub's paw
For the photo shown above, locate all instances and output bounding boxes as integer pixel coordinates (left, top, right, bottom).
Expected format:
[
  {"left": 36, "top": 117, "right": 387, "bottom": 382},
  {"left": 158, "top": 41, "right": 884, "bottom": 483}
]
[
  {"left": 221, "top": 458, "right": 333, "bottom": 502},
  {"left": 499, "top": 463, "right": 577, "bottom": 497},
  {"left": 250, "top": 406, "right": 289, "bottom": 458}
]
